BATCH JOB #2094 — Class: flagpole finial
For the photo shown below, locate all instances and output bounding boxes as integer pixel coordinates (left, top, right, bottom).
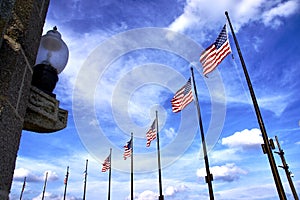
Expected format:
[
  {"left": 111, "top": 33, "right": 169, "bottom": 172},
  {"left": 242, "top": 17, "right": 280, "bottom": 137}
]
[{"left": 225, "top": 11, "right": 229, "bottom": 16}]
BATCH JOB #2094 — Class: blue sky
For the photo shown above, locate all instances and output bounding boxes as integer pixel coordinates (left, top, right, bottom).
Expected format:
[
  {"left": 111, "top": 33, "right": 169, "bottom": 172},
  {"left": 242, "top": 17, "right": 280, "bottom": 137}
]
[{"left": 10, "top": 0, "right": 300, "bottom": 199}]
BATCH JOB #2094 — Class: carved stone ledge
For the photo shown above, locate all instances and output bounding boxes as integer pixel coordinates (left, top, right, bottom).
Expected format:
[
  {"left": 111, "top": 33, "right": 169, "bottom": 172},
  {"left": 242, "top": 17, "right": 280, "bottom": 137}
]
[{"left": 23, "top": 86, "right": 68, "bottom": 133}]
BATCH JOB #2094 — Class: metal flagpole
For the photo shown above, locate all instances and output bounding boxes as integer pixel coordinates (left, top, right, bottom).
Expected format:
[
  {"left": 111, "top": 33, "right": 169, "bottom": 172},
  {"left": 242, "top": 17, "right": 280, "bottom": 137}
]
[
  {"left": 156, "top": 111, "right": 164, "bottom": 200},
  {"left": 41, "top": 172, "right": 48, "bottom": 200},
  {"left": 225, "top": 11, "right": 287, "bottom": 200},
  {"left": 83, "top": 159, "right": 88, "bottom": 200},
  {"left": 190, "top": 67, "right": 214, "bottom": 200},
  {"left": 130, "top": 132, "right": 134, "bottom": 200},
  {"left": 19, "top": 176, "right": 26, "bottom": 200},
  {"left": 108, "top": 148, "right": 112, "bottom": 200},
  {"left": 63, "top": 166, "right": 69, "bottom": 200},
  {"left": 275, "top": 136, "right": 299, "bottom": 200}
]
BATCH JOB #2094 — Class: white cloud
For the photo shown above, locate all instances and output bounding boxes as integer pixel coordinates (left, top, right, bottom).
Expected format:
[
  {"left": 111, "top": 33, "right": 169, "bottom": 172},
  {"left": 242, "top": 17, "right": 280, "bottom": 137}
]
[
  {"left": 164, "top": 184, "right": 188, "bottom": 196},
  {"left": 169, "top": 0, "right": 299, "bottom": 33},
  {"left": 13, "top": 168, "right": 58, "bottom": 182},
  {"left": 221, "top": 128, "right": 263, "bottom": 149},
  {"left": 262, "top": 0, "right": 299, "bottom": 27},
  {"left": 130, "top": 190, "right": 157, "bottom": 200},
  {"left": 164, "top": 127, "right": 176, "bottom": 139},
  {"left": 46, "top": 170, "right": 59, "bottom": 181},
  {"left": 258, "top": 94, "right": 290, "bottom": 116},
  {"left": 196, "top": 163, "right": 247, "bottom": 182},
  {"left": 210, "top": 148, "right": 241, "bottom": 163},
  {"left": 13, "top": 168, "right": 41, "bottom": 182}
]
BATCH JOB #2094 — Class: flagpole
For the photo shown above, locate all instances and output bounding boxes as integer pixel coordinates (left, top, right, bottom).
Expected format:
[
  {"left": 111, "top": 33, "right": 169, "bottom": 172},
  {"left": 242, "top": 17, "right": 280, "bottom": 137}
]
[
  {"left": 19, "top": 176, "right": 26, "bottom": 200},
  {"left": 83, "top": 159, "right": 88, "bottom": 200},
  {"left": 225, "top": 11, "right": 287, "bottom": 200},
  {"left": 41, "top": 172, "right": 48, "bottom": 200},
  {"left": 130, "top": 132, "right": 134, "bottom": 200},
  {"left": 275, "top": 136, "right": 299, "bottom": 200},
  {"left": 108, "top": 148, "right": 112, "bottom": 200},
  {"left": 63, "top": 166, "right": 69, "bottom": 200},
  {"left": 156, "top": 111, "right": 164, "bottom": 200},
  {"left": 191, "top": 67, "right": 214, "bottom": 200}
]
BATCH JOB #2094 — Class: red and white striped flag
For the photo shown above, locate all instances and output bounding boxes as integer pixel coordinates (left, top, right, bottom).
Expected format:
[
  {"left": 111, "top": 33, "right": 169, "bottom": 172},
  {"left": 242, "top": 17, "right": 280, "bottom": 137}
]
[
  {"left": 123, "top": 139, "right": 132, "bottom": 160},
  {"left": 101, "top": 154, "right": 111, "bottom": 172},
  {"left": 171, "top": 78, "right": 194, "bottom": 113},
  {"left": 200, "top": 24, "right": 231, "bottom": 76},
  {"left": 146, "top": 119, "right": 157, "bottom": 147}
]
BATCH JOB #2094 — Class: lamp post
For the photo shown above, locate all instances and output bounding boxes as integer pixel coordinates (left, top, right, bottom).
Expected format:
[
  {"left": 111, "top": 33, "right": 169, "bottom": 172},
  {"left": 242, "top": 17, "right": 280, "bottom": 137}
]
[
  {"left": 23, "top": 27, "right": 69, "bottom": 133},
  {"left": 31, "top": 26, "right": 69, "bottom": 98}
]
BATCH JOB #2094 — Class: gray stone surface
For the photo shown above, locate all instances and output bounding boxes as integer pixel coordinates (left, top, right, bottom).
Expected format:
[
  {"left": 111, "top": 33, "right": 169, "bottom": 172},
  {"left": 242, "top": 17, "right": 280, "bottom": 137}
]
[{"left": 0, "top": 0, "right": 50, "bottom": 199}]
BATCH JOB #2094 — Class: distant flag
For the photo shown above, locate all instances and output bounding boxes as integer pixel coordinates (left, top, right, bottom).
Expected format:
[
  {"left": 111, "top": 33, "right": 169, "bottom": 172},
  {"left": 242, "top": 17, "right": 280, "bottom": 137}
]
[
  {"left": 171, "top": 78, "right": 193, "bottom": 113},
  {"left": 200, "top": 24, "right": 231, "bottom": 76},
  {"left": 102, "top": 154, "right": 111, "bottom": 172},
  {"left": 146, "top": 119, "right": 157, "bottom": 147},
  {"left": 123, "top": 139, "right": 132, "bottom": 160}
]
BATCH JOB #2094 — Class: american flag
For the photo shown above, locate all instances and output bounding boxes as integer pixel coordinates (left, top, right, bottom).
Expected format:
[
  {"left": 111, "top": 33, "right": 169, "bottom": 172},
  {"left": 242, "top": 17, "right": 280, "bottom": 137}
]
[
  {"left": 171, "top": 78, "right": 194, "bottom": 113},
  {"left": 123, "top": 139, "right": 132, "bottom": 160},
  {"left": 146, "top": 119, "right": 157, "bottom": 147},
  {"left": 200, "top": 24, "right": 231, "bottom": 76},
  {"left": 101, "top": 154, "right": 111, "bottom": 172}
]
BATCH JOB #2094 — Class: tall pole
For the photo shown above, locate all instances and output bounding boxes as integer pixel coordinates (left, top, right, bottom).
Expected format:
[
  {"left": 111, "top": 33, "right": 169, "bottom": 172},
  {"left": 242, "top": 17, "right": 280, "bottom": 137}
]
[
  {"left": 130, "top": 132, "right": 134, "bottom": 200},
  {"left": 63, "top": 166, "right": 69, "bottom": 200},
  {"left": 156, "top": 111, "right": 164, "bottom": 200},
  {"left": 190, "top": 67, "right": 214, "bottom": 200},
  {"left": 41, "top": 172, "right": 48, "bottom": 200},
  {"left": 225, "top": 11, "right": 286, "bottom": 200},
  {"left": 275, "top": 136, "right": 299, "bottom": 200},
  {"left": 19, "top": 177, "right": 26, "bottom": 200},
  {"left": 83, "top": 159, "right": 88, "bottom": 200},
  {"left": 108, "top": 148, "right": 112, "bottom": 200}
]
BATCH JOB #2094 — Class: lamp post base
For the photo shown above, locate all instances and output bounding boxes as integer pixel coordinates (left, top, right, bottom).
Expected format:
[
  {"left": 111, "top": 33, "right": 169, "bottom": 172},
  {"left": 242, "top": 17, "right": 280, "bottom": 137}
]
[{"left": 23, "top": 86, "right": 68, "bottom": 133}]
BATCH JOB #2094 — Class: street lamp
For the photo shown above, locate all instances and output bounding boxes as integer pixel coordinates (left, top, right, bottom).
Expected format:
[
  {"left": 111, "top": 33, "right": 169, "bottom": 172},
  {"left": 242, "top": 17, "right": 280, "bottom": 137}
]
[
  {"left": 23, "top": 26, "right": 69, "bottom": 133},
  {"left": 31, "top": 26, "right": 69, "bottom": 98}
]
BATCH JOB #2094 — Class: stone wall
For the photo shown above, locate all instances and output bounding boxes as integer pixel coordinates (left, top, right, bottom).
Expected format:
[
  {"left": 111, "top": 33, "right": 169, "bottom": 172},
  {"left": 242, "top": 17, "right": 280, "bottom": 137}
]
[{"left": 0, "top": 0, "right": 50, "bottom": 199}]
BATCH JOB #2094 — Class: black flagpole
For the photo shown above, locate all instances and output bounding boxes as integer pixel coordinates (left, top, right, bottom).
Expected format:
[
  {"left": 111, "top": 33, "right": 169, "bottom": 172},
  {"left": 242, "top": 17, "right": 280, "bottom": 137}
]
[
  {"left": 83, "top": 159, "right": 88, "bottom": 200},
  {"left": 19, "top": 176, "right": 26, "bottom": 200},
  {"left": 108, "top": 148, "right": 112, "bottom": 200},
  {"left": 41, "top": 172, "right": 48, "bottom": 200},
  {"left": 156, "top": 111, "right": 164, "bottom": 200},
  {"left": 130, "top": 132, "right": 134, "bottom": 200},
  {"left": 63, "top": 166, "right": 69, "bottom": 200},
  {"left": 225, "top": 11, "right": 286, "bottom": 200},
  {"left": 275, "top": 136, "right": 299, "bottom": 200},
  {"left": 191, "top": 67, "right": 214, "bottom": 200}
]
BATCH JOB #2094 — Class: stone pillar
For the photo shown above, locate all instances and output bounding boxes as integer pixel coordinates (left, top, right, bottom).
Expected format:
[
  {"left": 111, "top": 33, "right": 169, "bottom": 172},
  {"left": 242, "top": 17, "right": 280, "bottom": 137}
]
[{"left": 0, "top": 0, "right": 50, "bottom": 199}]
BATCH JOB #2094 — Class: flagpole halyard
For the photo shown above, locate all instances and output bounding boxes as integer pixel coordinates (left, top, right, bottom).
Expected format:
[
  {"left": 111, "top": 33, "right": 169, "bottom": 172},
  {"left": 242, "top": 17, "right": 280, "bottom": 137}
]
[
  {"left": 190, "top": 67, "right": 214, "bottom": 200},
  {"left": 225, "top": 11, "right": 287, "bottom": 200}
]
